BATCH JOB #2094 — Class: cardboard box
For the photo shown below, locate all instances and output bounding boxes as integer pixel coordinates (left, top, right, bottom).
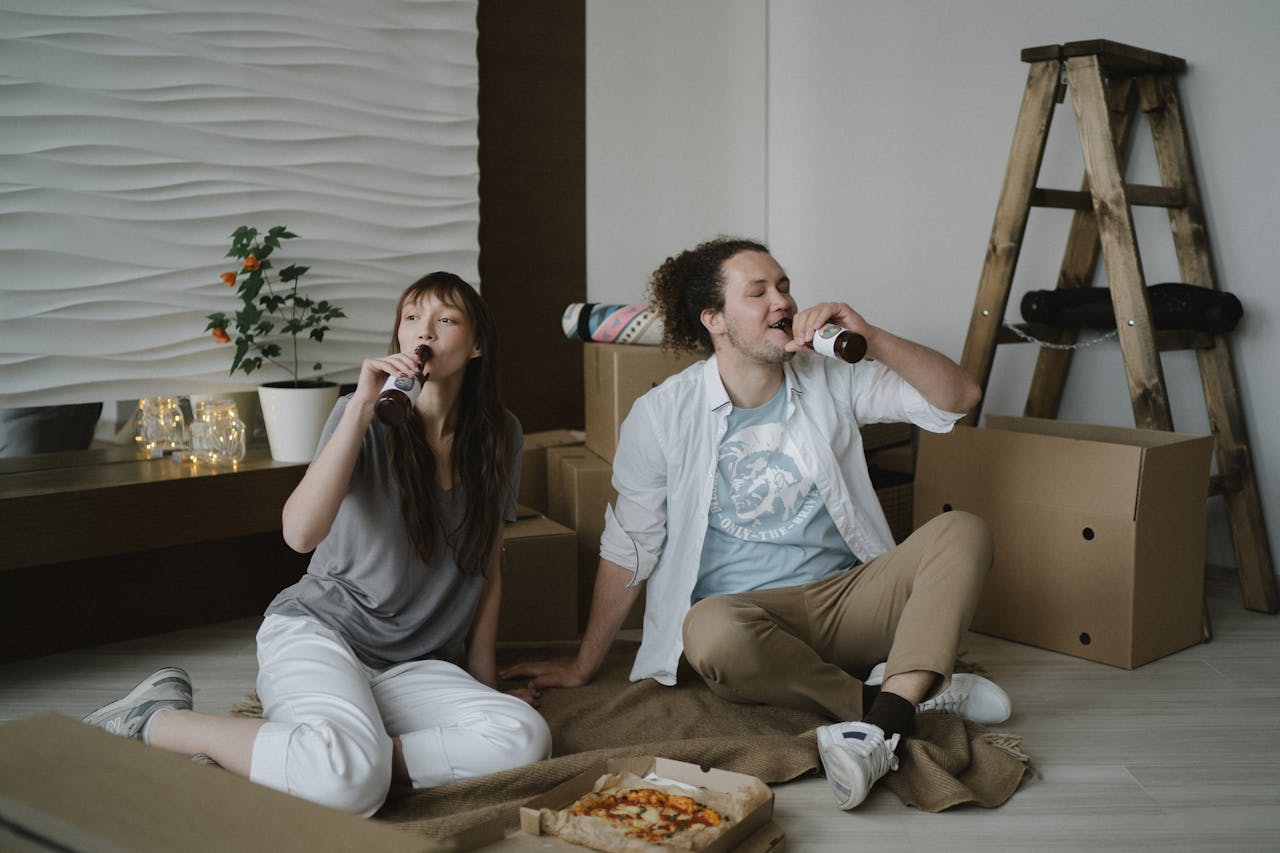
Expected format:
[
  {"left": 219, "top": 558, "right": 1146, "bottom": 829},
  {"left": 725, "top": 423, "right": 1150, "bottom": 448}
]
[
  {"left": 913, "top": 415, "right": 1213, "bottom": 668},
  {"left": 545, "top": 447, "right": 645, "bottom": 632},
  {"left": 583, "top": 344, "right": 702, "bottom": 463},
  {"left": 871, "top": 470, "right": 914, "bottom": 545},
  {"left": 0, "top": 713, "right": 439, "bottom": 852},
  {"left": 867, "top": 442, "right": 915, "bottom": 476},
  {"left": 516, "top": 756, "right": 783, "bottom": 853},
  {"left": 500, "top": 515, "right": 579, "bottom": 642},
  {"left": 519, "top": 429, "right": 586, "bottom": 514},
  {"left": 545, "top": 445, "right": 597, "bottom": 528},
  {"left": 860, "top": 421, "right": 914, "bottom": 453}
]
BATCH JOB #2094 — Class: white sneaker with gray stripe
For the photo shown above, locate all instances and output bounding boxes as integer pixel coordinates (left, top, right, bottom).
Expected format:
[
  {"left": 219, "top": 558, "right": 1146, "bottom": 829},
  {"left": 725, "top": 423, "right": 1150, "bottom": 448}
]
[
  {"left": 816, "top": 720, "right": 900, "bottom": 810},
  {"left": 82, "top": 667, "right": 193, "bottom": 740},
  {"left": 867, "top": 662, "right": 1012, "bottom": 724}
]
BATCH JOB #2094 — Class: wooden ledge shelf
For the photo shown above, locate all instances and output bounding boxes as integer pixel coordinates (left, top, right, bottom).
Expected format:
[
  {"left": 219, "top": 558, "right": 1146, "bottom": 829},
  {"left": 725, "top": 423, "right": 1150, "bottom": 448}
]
[
  {"left": 0, "top": 451, "right": 311, "bottom": 661},
  {"left": 0, "top": 451, "right": 307, "bottom": 572}
]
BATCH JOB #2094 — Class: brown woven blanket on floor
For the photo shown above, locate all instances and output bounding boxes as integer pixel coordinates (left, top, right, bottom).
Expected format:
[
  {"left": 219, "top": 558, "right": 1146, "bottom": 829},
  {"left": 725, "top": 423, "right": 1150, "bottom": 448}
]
[{"left": 232, "top": 641, "right": 1030, "bottom": 843}]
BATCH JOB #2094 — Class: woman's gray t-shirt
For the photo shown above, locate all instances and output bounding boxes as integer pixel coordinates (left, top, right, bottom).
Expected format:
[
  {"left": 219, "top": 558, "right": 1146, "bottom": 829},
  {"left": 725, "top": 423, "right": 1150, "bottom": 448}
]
[{"left": 265, "top": 395, "right": 522, "bottom": 669}]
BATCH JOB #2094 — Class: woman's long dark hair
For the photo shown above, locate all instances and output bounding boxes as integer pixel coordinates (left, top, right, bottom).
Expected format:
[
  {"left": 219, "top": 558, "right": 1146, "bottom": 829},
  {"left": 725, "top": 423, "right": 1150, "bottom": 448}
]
[{"left": 384, "top": 272, "right": 511, "bottom": 576}]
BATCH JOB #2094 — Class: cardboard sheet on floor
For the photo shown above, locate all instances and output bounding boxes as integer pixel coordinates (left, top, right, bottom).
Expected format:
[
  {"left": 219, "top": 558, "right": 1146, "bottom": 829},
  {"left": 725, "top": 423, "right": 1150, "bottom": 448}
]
[{"left": 0, "top": 713, "right": 439, "bottom": 852}]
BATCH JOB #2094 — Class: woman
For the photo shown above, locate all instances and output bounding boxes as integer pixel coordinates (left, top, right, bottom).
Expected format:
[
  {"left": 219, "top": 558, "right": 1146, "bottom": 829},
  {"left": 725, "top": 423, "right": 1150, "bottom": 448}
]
[{"left": 83, "top": 272, "right": 551, "bottom": 815}]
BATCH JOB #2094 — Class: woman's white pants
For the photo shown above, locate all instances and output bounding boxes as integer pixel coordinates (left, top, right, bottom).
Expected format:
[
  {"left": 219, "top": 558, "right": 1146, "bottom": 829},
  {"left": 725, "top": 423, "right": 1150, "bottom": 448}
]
[{"left": 248, "top": 614, "right": 551, "bottom": 816}]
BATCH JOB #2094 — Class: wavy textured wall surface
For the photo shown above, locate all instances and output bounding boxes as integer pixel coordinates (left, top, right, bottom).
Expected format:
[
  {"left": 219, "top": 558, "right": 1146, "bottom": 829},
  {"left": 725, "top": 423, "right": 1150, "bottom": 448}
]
[{"left": 0, "top": 0, "right": 479, "bottom": 407}]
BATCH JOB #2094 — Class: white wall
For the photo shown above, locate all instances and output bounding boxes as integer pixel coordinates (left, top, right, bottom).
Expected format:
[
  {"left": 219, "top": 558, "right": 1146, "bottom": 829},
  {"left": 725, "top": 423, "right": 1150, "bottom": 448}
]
[
  {"left": 586, "top": 0, "right": 767, "bottom": 303},
  {"left": 0, "top": 0, "right": 478, "bottom": 407},
  {"left": 588, "top": 0, "right": 1280, "bottom": 576}
]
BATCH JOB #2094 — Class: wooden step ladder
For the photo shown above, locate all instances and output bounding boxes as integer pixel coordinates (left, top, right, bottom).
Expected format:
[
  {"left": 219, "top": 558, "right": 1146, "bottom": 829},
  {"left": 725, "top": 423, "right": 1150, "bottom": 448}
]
[{"left": 960, "top": 39, "right": 1277, "bottom": 615}]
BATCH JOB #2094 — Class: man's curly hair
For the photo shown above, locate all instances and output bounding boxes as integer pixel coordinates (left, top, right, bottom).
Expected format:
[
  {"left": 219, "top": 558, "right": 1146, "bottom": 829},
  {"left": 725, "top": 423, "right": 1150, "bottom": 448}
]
[{"left": 646, "top": 236, "right": 770, "bottom": 354}]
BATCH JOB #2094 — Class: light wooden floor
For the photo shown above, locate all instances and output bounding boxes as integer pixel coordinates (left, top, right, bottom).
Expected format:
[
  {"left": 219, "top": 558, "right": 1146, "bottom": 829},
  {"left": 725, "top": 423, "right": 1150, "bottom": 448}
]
[{"left": 2, "top": 565, "right": 1278, "bottom": 852}]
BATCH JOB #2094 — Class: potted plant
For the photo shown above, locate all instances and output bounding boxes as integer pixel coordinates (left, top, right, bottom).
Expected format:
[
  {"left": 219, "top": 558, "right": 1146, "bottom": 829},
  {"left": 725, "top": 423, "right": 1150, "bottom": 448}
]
[{"left": 205, "top": 226, "right": 345, "bottom": 462}]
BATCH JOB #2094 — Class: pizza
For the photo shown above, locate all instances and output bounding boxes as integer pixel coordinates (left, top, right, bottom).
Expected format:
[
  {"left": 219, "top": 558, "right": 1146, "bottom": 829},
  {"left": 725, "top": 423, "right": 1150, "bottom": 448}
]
[
  {"left": 533, "top": 770, "right": 768, "bottom": 852},
  {"left": 569, "top": 786, "right": 723, "bottom": 845}
]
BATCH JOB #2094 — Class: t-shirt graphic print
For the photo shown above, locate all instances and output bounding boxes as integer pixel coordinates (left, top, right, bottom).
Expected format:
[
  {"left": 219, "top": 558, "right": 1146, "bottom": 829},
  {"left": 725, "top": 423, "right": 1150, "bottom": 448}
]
[{"left": 694, "top": 384, "right": 855, "bottom": 600}]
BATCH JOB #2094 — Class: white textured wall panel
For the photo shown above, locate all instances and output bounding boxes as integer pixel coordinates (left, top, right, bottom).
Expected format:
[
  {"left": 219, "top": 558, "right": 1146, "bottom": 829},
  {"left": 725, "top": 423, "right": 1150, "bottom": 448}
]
[{"left": 0, "top": 0, "right": 479, "bottom": 406}]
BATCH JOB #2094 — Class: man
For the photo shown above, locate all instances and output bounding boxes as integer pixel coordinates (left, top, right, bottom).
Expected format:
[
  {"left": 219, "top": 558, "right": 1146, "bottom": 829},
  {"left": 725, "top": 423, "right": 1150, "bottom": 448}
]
[{"left": 505, "top": 237, "right": 1009, "bottom": 810}]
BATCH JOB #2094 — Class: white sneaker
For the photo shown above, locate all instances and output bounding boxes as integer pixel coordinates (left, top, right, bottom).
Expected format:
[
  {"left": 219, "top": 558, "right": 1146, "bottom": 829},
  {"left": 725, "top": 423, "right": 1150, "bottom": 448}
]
[
  {"left": 82, "top": 667, "right": 193, "bottom": 740},
  {"left": 866, "top": 662, "right": 1012, "bottom": 724},
  {"left": 815, "top": 720, "right": 899, "bottom": 810}
]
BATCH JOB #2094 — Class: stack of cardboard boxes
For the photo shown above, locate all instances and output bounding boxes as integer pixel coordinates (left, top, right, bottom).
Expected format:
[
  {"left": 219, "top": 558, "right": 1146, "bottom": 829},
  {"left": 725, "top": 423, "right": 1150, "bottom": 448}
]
[
  {"left": 502, "top": 344, "right": 702, "bottom": 638},
  {"left": 497, "top": 430, "right": 583, "bottom": 643}
]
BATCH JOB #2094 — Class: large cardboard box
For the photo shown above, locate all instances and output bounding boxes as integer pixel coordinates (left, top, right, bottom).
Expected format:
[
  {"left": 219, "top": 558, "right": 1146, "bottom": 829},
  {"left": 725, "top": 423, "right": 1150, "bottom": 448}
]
[
  {"left": 500, "top": 515, "right": 578, "bottom": 642},
  {"left": 913, "top": 415, "right": 1214, "bottom": 669},
  {"left": 518, "top": 429, "right": 586, "bottom": 514},
  {"left": 545, "top": 446, "right": 644, "bottom": 632},
  {"left": 583, "top": 343, "right": 702, "bottom": 463},
  {"left": 0, "top": 713, "right": 439, "bottom": 852},
  {"left": 516, "top": 756, "right": 783, "bottom": 853},
  {"left": 545, "top": 445, "right": 597, "bottom": 528}
]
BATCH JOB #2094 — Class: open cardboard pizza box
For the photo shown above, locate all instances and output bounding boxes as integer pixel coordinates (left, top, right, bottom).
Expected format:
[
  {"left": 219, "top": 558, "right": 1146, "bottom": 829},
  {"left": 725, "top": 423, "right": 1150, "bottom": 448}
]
[{"left": 495, "top": 756, "right": 783, "bottom": 852}]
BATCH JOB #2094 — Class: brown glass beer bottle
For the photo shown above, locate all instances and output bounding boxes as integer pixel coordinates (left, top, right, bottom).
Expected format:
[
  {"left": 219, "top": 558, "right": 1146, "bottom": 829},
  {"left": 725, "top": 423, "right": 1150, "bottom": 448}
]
[
  {"left": 374, "top": 344, "right": 431, "bottom": 426},
  {"left": 810, "top": 324, "right": 867, "bottom": 363}
]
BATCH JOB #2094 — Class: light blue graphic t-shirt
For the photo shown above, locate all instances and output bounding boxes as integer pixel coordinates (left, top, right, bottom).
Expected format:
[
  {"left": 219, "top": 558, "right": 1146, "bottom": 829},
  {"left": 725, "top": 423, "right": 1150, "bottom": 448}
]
[{"left": 693, "top": 382, "right": 858, "bottom": 601}]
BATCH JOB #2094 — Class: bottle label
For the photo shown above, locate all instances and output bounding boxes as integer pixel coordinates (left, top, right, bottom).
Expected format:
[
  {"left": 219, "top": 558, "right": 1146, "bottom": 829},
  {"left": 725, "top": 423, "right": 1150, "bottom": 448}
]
[
  {"left": 380, "top": 373, "right": 421, "bottom": 399},
  {"left": 811, "top": 324, "right": 845, "bottom": 359}
]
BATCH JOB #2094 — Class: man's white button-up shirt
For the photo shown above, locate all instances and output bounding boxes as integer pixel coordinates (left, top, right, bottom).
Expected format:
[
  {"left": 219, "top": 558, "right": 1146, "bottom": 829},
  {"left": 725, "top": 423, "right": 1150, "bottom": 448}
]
[{"left": 599, "top": 352, "right": 964, "bottom": 685}]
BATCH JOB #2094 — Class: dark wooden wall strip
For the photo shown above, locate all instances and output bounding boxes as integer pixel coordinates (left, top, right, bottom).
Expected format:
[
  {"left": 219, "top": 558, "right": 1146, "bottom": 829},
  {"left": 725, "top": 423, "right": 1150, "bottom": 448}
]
[{"left": 477, "top": 0, "right": 586, "bottom": 433}]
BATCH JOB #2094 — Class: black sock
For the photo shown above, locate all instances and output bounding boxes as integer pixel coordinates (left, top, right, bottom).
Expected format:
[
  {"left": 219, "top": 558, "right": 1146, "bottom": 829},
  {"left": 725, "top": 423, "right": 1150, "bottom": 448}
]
[
  {"left": 861, "top": 691, "right": 915, "bottom": 740},
  {"left": 861, "top": 683, "right": 880, "bottom": 710}
]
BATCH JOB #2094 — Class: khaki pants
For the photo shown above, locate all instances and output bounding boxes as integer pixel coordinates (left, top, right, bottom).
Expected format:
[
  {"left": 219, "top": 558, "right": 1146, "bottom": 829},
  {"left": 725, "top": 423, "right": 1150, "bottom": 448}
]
[{"left": 682, "top": 510, "right": 993, "bottom": 722}]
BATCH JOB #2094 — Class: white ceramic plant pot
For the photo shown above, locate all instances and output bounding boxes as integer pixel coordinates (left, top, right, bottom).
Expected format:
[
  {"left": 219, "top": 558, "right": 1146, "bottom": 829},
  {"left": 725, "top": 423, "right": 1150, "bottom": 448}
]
[{"left": 257, "top": 382, "right": 340, "bottom": 463}]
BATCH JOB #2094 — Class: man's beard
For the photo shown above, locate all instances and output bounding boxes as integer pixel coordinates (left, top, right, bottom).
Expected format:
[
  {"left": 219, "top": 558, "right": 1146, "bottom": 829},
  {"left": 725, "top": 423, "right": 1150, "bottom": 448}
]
[{"left": 723, "top": 317, "right": 795, "bottom": 365}]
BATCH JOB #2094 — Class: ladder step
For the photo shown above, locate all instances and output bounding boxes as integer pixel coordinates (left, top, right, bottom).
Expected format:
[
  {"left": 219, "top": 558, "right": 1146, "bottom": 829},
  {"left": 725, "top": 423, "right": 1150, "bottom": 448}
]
[
  {"left": 998, "top": 323, "right": 1214, "bottom": 351},
  {"left": 1031, "top": 185, "right": 1185, "bottom": 210},
  {"left": 1021, "top": 40, "right": 1186, "bottom": 75}
]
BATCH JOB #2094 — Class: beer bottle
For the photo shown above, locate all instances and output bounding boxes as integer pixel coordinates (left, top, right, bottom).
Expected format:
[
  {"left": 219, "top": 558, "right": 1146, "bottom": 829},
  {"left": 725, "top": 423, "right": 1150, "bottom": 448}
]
[
  {"left": 374, "top": 344, "right": 432, "bottom": 426},
  {"left": 810, "top": 324, "right": 867, "bottom": 363}
]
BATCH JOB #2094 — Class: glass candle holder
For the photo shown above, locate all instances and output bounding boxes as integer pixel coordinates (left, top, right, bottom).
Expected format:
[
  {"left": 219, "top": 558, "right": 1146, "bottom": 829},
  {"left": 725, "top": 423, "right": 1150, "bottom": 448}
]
[
  {"left": 190, "top": 398, "right": 246, "bottom": 464},
  {"left": 135, "top": 396, "right": 188, "bottom": 452}
]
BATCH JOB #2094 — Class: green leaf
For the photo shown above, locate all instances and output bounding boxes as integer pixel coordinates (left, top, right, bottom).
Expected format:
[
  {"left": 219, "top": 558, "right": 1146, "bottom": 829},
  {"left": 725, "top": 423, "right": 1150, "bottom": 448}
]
[{"left": 278, "top": 264, "right": 309, "bottom": 282}]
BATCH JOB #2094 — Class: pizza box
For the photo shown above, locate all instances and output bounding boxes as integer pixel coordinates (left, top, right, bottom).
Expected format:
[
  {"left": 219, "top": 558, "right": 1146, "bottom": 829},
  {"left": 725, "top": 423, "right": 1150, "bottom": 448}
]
[{"left": 504, "top": 756, "right": 783, "bottom": 852}]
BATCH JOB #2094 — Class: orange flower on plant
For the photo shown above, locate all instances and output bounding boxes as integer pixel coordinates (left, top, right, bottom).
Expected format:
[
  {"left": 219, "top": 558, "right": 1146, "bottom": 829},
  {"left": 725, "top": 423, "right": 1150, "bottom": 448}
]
[
  {"left": 211, "top": 326, "right": 231, "bottom": 343},
  {"left": 242, "top": 255, "right": 260, "bottom": 271},
  {"left": 220, "top": 272, "right": 237, "bottom": 286}
]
